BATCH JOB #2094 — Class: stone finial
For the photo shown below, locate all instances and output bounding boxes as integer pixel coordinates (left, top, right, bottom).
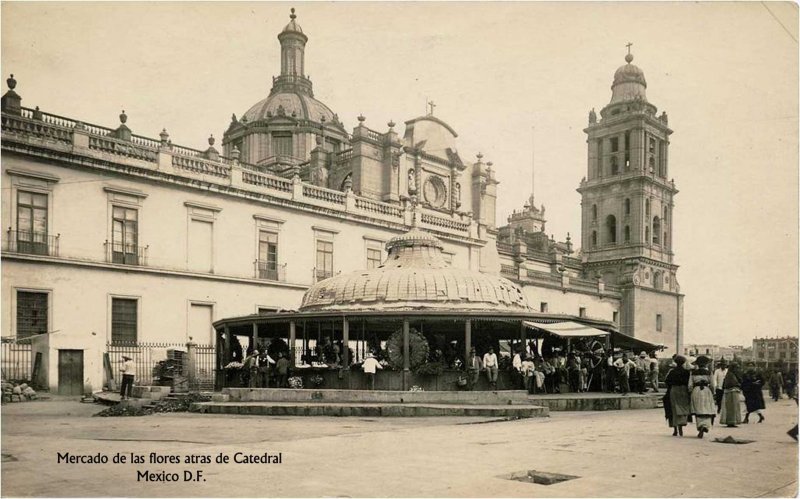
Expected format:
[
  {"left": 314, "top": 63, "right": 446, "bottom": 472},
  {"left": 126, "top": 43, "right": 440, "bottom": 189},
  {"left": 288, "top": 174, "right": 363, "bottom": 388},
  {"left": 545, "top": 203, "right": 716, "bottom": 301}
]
[
  {"left": 32, "top": 106, "right": 43, "bottom": 120},
  {"left": 159, "top": 128, "right": 169, "bottom": 145},
  {"left": 589, "top": 108, "right": 597, "bottom": 124},
  {"left": 119, "top": 110, "right": 128, "bottom": 124},
  {"left": 231, "top": 146, "right": 241, "bottom": 161},
  {"left": 230, "top": 113, "right": 238, "bottom": 123},
  {"left": 320, "top": 115, "right": 326, "bottom": 124},
  {"left": 476, "top": 152, "right": 483, "bottom": 161},
  {"left": 388, "top": 120, "right": 395, "bottom": 129},
  {"left": 290, "top": 7, "right": 296, "bottom": 20},
  {"left": 208, "top": 134, "right": 215, "bottom": 146},
  {"left": 6, "top": 74, "right": 16, "bottom": 90},
  {"left": 357, "top": 114, "right": 366, "bottom": 124}
]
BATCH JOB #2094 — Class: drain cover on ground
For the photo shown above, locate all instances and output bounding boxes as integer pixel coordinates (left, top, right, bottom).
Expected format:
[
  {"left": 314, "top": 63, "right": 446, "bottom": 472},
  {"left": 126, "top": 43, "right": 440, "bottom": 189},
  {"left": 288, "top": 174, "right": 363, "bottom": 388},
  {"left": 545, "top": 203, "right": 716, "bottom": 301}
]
[
  {"left": 2, "top": 454, "right": 18, "bottom": 462},
  {"left": 713, "top": 436, "right": 754, "bottom": 444},
  {"left": 503, "top": 470, "right": 579, "bottom": 485}
]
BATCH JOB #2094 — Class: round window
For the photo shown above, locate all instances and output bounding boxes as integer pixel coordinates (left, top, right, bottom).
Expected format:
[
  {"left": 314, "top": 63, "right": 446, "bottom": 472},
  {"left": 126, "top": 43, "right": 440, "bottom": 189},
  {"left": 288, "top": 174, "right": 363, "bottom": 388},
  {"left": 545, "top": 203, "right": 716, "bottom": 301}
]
[{"left": 423, "top": 176, "right": 447, "bottom": 208}]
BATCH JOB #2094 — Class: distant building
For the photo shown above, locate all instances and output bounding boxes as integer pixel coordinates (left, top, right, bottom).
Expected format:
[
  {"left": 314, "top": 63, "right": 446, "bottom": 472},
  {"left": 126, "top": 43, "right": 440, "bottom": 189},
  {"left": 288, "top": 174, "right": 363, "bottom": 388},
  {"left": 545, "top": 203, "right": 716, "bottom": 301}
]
[
  {"left": 683, "top": 344, "right": 750, "bottom": 362},
  {"left": 752, "top": 336, "right": 799, "bottom": 365}
]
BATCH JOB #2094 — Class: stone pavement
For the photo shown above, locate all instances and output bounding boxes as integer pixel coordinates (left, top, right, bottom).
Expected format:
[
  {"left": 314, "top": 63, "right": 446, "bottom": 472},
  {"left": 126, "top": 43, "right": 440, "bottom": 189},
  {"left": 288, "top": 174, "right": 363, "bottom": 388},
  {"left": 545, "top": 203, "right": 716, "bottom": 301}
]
[{"left": 1, "top": 397, "right": 797, "bottom": 497}]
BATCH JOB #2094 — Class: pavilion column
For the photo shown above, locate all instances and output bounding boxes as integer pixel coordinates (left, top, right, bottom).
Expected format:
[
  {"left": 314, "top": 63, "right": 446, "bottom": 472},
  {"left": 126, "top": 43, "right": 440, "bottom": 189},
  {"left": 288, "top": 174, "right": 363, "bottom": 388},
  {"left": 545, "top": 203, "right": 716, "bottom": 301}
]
[
  {"left": 252, "top": 322, "right": 259, "bottom": 353},
  {"left": 520, "top": 321, "right": 527, "bottom": 354},
  {"left": 224, "top": 325, "right": 231, "bottom": 363},
  {"left": 289, "top": 321, "right": 296, "bottom": 366},
  {"left": 402, "top": 319, "right": 410, "bottom": 391},
  {"left": 464, "top": 320, "right": 472, "bottom": 362},
  {"left": 342, "top": 317, "right": 350, "bottom": 367}
]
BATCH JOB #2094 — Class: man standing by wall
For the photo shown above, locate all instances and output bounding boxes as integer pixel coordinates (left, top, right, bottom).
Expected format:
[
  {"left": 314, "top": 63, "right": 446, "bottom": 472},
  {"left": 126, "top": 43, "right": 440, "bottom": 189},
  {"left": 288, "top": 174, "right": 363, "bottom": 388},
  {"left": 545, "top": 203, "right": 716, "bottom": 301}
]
[
  {"left": 119, "top": 355, "right": 135, "bottom": 400},
  {"left": 467, "top": 348, "right": 483, "bottom": 390},
  {"left": 483, "top": 347, "right": 498, "bottom": 389},
  {"left": 362, "top": 353, "right": 382, "bottom": 390}
]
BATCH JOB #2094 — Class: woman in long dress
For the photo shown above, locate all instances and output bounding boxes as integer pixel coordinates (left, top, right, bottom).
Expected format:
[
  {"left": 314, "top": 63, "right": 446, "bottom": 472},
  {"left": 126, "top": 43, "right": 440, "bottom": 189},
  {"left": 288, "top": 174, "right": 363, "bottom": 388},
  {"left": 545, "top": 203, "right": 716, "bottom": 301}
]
[
  {"left": 689, "top": 355, "right": 716, "bottom": 438},
  {"left": 741, "top": 363, "right": 766, "bottom": 423},
  {"left": 665, "top": 355, "right": 691, "bottom": 436},
  {"left": 719, "top": 363, "right": 744, "bottom": 427}
]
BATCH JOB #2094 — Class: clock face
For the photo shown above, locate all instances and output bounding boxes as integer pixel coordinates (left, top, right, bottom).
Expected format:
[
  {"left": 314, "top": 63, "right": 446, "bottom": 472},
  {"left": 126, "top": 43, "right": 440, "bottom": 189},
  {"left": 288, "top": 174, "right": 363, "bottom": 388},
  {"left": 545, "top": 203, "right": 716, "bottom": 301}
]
[{"left": 423, "top": 176, "right": 447, "bottom": 208}]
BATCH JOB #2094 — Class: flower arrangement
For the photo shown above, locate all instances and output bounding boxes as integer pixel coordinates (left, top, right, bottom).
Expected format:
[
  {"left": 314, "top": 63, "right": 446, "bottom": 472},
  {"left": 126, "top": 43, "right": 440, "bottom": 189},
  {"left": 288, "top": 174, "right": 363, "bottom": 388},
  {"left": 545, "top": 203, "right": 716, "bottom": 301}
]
[
  {"left": 414, "top": 361, "right": 445, "bottom": 376},
  {"left": 409, "top": 385, "right": 424, "bottom": 392},
  {"left": 223, "top": 361, "right": 243, "bottom": 369},
  {"left": 386, "top": 328, "right": 429, "bottom": 370},
  {"left": 309, "top": 374, "right": 324, "bottom": 387},
  {"left": 288, "top": 376, "right": 303, "bottom": 389}
]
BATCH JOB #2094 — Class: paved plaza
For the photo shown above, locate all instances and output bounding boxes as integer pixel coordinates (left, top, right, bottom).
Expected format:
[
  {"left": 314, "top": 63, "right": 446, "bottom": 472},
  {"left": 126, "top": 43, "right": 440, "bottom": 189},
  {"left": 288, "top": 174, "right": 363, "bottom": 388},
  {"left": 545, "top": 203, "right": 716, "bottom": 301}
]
[{"left": 1, "top": 397, "right": 797, "bottom": 497}]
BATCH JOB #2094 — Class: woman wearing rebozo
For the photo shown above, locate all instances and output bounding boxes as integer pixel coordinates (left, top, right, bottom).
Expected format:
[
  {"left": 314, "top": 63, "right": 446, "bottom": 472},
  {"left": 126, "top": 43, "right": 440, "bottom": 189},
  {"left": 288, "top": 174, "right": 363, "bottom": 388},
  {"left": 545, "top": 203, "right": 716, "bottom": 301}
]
[
  {"left": 689, "top": 355, "right": 716, "bottom": 438},
  {"left": 664, "top": 355, "right": 691, "bottom": 436},
  {"left": 719, "top": 362, "right": 744, "bottom": 427}
]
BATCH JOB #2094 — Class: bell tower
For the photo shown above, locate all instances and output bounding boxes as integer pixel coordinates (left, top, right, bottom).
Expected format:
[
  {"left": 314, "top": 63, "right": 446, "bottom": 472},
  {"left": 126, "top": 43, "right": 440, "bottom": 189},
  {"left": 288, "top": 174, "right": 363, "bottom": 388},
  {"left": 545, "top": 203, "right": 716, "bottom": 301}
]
[{"left": 577, "top": 46, "right": 683, "bottom": 354}]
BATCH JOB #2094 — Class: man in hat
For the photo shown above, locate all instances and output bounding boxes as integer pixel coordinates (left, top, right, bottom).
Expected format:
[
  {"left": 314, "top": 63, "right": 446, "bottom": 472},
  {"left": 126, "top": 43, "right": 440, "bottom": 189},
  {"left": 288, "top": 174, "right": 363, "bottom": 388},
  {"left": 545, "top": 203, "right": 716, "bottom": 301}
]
[
  {"left": 466, "top": 348, "right": 483, "bottom": 390},
  {"left": 362, "top": 352, "right": 382, "bottom": 390},
  {"left": 483, "top": 347, "right": 499, "bottom": 389},
  {"left": 635, "top": 352, "right": 650, "bottom": 394},
  {"left": 243, "top": 350, "right": 260, "bottom": 388},
  {"left": 713, "top": 358, "right": 728, "bottom": 413},
  {"left": 119, "top": 355, "right": 135, "bottom": 400},
  {"left": 648, "top": 352, "right": 660, "bottom": 392}
]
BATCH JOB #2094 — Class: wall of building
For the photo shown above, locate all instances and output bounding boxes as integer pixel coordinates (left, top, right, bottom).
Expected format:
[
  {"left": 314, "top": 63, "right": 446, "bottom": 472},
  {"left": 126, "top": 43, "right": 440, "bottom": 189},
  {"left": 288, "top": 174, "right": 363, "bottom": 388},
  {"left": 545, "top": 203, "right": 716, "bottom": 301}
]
[
  {"left": 630, "top": 287, "right": 681, "bottom": 356},
  {"left": 522, "top": 285, "right": 619, "bottom": 323}
]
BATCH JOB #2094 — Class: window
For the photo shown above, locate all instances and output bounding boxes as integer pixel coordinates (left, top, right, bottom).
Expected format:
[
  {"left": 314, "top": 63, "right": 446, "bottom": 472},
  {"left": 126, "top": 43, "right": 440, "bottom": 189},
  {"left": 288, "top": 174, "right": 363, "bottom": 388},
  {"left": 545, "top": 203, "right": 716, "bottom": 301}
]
[
  {"left": 367, "top": 248, "right": 382, "bottom": 269},
  {"left": 656, "top": 314, "right": 663, "bottom": 332},
  {"left": 645, "top": 199, "right": 650, "bottom": 217},
  {"left": 648, "top": 156, "right": 656, "bottom": 173},
  {"left": 186, "top": 202, "right": 219, "bottom": 273},
  {"left": 649, "top": 137, "right": 656, "bottom": 154},
  {"left": 272, "top": 133, "right": 293, "bottom": 157},
  {"left": 610, "top": 137, "right": 619, "bottom": 153},
  {"left": 316, "top": 240, "right": 334, "bottom": 281},
  {"left": 610, "top": 156, "right": 618, "bottom": 175},
  {"left": 591, "top": 231, "right": 598, "bottom": 248},
  {"left": 652, "top": 216, "right": 661, "bottom": 245},
  {"left": 111, "top": 298, "right": 137, "bottom": 343},
  {"left": 624, "top": 198, "right": 631, "bottom": 216},
  {"left": 624, "top": 131, "right": 630, "bottom": 151},
  {"left": 111, "top": 206, "right": 139, "bottom": 264},
  {"left": 654, "top": 271, "right": 663, "bottom": 290},
  {"left": 613, "top": 311, "right": 619, "bottom": 324},
  {"left": 645, "top": 226, "right": 650, "bottom": 243},
  {"left": 16, "top": 190, "right": 49, "bottom": 255},
  {"left": 624, "top": 225, "right": 631, "bottom": 243},
  {"left": 579, "top": 307, "right": 587, "bottom": 318},
  {"left": 605, "top": 215, "right": 617, "bottom": 244},
  {"left": 188, "top": 303, "right": 214, "bottom": 344},
  {"left": 540, "top": 302, "right": 549, "bottom": 313},
  {"left": 258, "top": 230, "right": 279, "bottom": 280},
  {"left": 16, "top": 291, "right": 48, "bottom": 341},
  {"left": 591, "top": 204, "right": 598, "bottom": 222}
]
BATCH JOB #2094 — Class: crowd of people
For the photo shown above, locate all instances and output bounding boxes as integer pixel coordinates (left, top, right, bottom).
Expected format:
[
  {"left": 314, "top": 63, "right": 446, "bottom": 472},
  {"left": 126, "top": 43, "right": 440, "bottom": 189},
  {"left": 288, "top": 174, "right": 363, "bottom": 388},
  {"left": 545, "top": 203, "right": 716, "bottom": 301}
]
[{"left": 663, "top": 356, "right": 798, "bottom": 439}]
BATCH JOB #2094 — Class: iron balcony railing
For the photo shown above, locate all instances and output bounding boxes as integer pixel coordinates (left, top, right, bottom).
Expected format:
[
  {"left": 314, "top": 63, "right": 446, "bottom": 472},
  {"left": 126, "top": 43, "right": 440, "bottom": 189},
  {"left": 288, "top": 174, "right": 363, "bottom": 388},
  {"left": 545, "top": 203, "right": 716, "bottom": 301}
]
[
  {"left": 6, "top": 229, "right": 59, "bottom": 257},
  {"left": 254, "top": 261, "right": 287, "bottom": 282},
  {"left": 104, "top": 240, "right": 148, "bottom": 266}
]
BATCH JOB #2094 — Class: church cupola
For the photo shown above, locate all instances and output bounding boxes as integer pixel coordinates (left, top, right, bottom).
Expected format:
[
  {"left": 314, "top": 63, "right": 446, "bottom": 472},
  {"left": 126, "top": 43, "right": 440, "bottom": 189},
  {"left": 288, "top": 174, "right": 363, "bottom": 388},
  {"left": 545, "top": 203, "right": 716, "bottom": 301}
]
[{"left": 610, "top": 51, "right": 648, "bottom": 104}]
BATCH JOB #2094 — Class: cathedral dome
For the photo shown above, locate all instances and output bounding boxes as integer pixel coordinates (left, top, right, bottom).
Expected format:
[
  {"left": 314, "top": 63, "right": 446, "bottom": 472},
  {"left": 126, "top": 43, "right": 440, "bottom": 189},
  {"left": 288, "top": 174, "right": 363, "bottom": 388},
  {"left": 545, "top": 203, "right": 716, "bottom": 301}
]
[
  {"left": 241, "top": 91, "right": 337, "bottom": 124},
  {"left": 299, "top": 227, "right": 532, "bottom": 312},
  {"left": 610, "top": 53, "right": 648, "bottom": 104}
]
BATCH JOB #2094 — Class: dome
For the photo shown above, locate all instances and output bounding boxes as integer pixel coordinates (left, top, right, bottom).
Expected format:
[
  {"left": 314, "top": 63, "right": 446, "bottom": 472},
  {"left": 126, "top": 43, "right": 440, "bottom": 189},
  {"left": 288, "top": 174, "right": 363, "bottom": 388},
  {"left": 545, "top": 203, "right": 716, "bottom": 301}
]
[
  {"left": 299, "top": 227, "right": 532, "bottom": 312},
  {"left": 242, "top": 91, "right": 337, "bottom": 124},
  {"left": 610, "top": 53, "right": 648, "bottom": 104}
]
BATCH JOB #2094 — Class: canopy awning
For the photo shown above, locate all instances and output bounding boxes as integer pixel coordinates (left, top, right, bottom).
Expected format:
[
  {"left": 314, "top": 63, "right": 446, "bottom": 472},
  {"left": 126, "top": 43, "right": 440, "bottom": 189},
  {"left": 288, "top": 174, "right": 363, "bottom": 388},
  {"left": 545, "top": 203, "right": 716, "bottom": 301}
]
[
  {"left": 611, "top": 330, "right": 666, "bottom": 352},
  {"left": 524, "top": 321, "right": 610, "bottom": 338}
]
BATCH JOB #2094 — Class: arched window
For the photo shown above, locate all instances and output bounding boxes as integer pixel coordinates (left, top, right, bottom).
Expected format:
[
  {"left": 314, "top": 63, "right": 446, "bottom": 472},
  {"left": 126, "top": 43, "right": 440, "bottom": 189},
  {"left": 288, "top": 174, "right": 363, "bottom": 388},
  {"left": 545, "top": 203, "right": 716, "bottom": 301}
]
[
  {"left": 605, "top": 215, "right": 617, "bottom": 244},
  {"left": 624, "top": 225, "right": 631, "bottom": 243},
  {"left": 654, "top": 271, "right": 663, "bottom": 290},
  {"left": 664, "top": 231, "right": 669, "bottom": 248},
  {"left": 652, "top": 216, "right": 661, "bottom": 244},
  {"left": 624, "top": 198, "right": 631, "bottom": 215},
  {"left": 645, "top": 226, "right": 650, "bottom": 243},
  {"left": 592, "top": 204, "right": 597, "bottom": 222},
  {"left": 591, "top": 231, "right": 598, "bottom": 248},
  {"left": 645, "top": 199, "right": 650, "bottom": 217}
]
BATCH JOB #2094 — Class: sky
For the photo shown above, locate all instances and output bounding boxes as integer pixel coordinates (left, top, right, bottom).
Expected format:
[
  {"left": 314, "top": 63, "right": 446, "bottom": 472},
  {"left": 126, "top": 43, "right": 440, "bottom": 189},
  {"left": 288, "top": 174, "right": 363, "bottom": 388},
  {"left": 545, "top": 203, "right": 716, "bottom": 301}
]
[{"left": 2, "top": 2, "right": 797, "bottom": 348}]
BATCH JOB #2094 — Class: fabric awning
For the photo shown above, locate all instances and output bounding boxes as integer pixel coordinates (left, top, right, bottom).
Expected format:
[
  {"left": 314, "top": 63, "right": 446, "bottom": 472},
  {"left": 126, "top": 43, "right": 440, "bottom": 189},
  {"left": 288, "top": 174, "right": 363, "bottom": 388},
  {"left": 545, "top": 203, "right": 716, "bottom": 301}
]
[
  {"left": 524, "top": 321, "right": 610, "bottom": 338},
  {"left": 611, "top": 330, "right": 666, "bottom": 352}
]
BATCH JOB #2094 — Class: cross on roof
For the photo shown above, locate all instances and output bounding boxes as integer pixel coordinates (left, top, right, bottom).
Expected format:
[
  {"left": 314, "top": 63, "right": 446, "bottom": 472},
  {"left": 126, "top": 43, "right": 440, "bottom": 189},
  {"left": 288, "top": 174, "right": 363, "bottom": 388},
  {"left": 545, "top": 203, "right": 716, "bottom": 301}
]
[
  {"left": 427, "top": 100, "right": 436, "bottom": 116},
  {"left": 626, "top": 42, "right": 633, "bottom": 54}
]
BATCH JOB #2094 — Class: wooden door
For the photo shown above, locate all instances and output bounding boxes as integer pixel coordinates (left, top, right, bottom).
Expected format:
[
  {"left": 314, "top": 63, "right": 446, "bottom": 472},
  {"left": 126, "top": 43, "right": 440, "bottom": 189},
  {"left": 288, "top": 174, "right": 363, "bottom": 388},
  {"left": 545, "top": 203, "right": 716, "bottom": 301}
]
[{"left": 58, "top": 349, "right": 83, "bottom": 396}]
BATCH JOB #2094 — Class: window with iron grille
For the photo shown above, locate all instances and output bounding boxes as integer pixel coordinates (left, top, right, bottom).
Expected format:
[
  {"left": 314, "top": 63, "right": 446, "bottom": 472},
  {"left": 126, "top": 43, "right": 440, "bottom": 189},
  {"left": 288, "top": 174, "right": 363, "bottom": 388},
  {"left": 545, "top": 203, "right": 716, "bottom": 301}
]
[
  {"left": 316, "top": 240, "right": 334, "bottom": 280},
  {"left": 112, "top": 206, "right": 139, "bottom": 264},
  {"left": 258, "top": 231, "right": 279, "bottom": 280},
  {"left": 656, "top": 314, "right": 663, "bottom": 332},
  {"left": 111, "top": 298, "right": 138, "bottom": 343},
  {"left": 16, "top": 191, "right": 48, "bottom": 254},
  {"left": 16, "top": 291, "right": 48, "bottom": 341}
]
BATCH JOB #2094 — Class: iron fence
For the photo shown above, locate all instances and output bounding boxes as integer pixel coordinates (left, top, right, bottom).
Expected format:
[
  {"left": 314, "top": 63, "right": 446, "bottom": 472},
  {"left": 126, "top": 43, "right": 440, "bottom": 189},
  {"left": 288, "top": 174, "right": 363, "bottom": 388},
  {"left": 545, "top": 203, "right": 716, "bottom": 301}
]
[
  {"left": 191, "top": 343, "right": 216, "bottom": 391},
  {"left": 1, "top": 341, "right": 32, "bottom": 382},
  {"left": 6, "top": 229, "right": 59, "bottom": 256},
  {"left": 107, "top": 341, "right": 187, "bottom": 386}
]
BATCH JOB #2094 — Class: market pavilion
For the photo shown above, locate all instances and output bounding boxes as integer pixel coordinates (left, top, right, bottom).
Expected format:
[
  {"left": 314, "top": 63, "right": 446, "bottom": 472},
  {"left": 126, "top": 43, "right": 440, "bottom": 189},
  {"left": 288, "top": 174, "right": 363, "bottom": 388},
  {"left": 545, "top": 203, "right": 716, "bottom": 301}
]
[{"left": 212, "top": 226, "right": 659, "bottom": 390}]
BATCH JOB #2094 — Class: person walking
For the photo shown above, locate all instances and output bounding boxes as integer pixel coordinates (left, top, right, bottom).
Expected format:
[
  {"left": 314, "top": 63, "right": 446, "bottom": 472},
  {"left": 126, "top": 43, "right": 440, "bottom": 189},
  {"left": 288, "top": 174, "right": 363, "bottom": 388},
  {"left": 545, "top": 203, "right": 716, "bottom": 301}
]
[
  {"left": 689, "top": 356, "right": 716, "bottom": 438},
  {"left": 769, "top": 369, "right": 784, "bottom": 402},
  {"left": 665, "top": 355, "right": 691, "bottom": 436},
  {"left": 741, "top": 363, "right": 766, "bottom": 423},
  {"left": 466, "top": 348, "right": 483, "bottom": 390},
  {"left": 119, "top": 355, "right": 135, "bottom": 400},
  {"left": 712, "top": 359, "right": 728, "bottom": 413},
  {"left": 362, "top": 352, "right": 382, "bottom": 390},
  {"left": 483, "top": 347, "right": 499, "bottom": 389},
  {"left": 719, "top": 363, "right": 744, "bottom": 427}
]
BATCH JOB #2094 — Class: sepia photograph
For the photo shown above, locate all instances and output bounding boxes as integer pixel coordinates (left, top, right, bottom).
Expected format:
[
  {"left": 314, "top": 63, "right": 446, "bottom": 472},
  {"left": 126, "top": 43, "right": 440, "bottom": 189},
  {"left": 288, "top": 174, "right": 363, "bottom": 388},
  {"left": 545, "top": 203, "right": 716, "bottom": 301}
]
[{"left": 0, "top": 1, "right": 797, "bottom": 497}]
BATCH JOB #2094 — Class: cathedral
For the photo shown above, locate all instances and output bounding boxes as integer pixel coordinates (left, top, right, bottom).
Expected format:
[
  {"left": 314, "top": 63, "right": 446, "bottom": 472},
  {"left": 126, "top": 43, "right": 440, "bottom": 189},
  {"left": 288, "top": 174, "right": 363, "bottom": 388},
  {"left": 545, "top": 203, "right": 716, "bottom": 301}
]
[{"left": 0, "top": 8, "right": 682, "bottom": 393}]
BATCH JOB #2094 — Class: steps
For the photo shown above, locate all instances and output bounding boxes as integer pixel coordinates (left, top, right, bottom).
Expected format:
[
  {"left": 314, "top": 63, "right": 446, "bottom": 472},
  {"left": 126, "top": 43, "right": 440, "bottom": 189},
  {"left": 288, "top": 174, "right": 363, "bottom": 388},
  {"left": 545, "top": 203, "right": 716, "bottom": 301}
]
[{"left": 192, "top": 401, "right": 549, "bottom": 418}]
